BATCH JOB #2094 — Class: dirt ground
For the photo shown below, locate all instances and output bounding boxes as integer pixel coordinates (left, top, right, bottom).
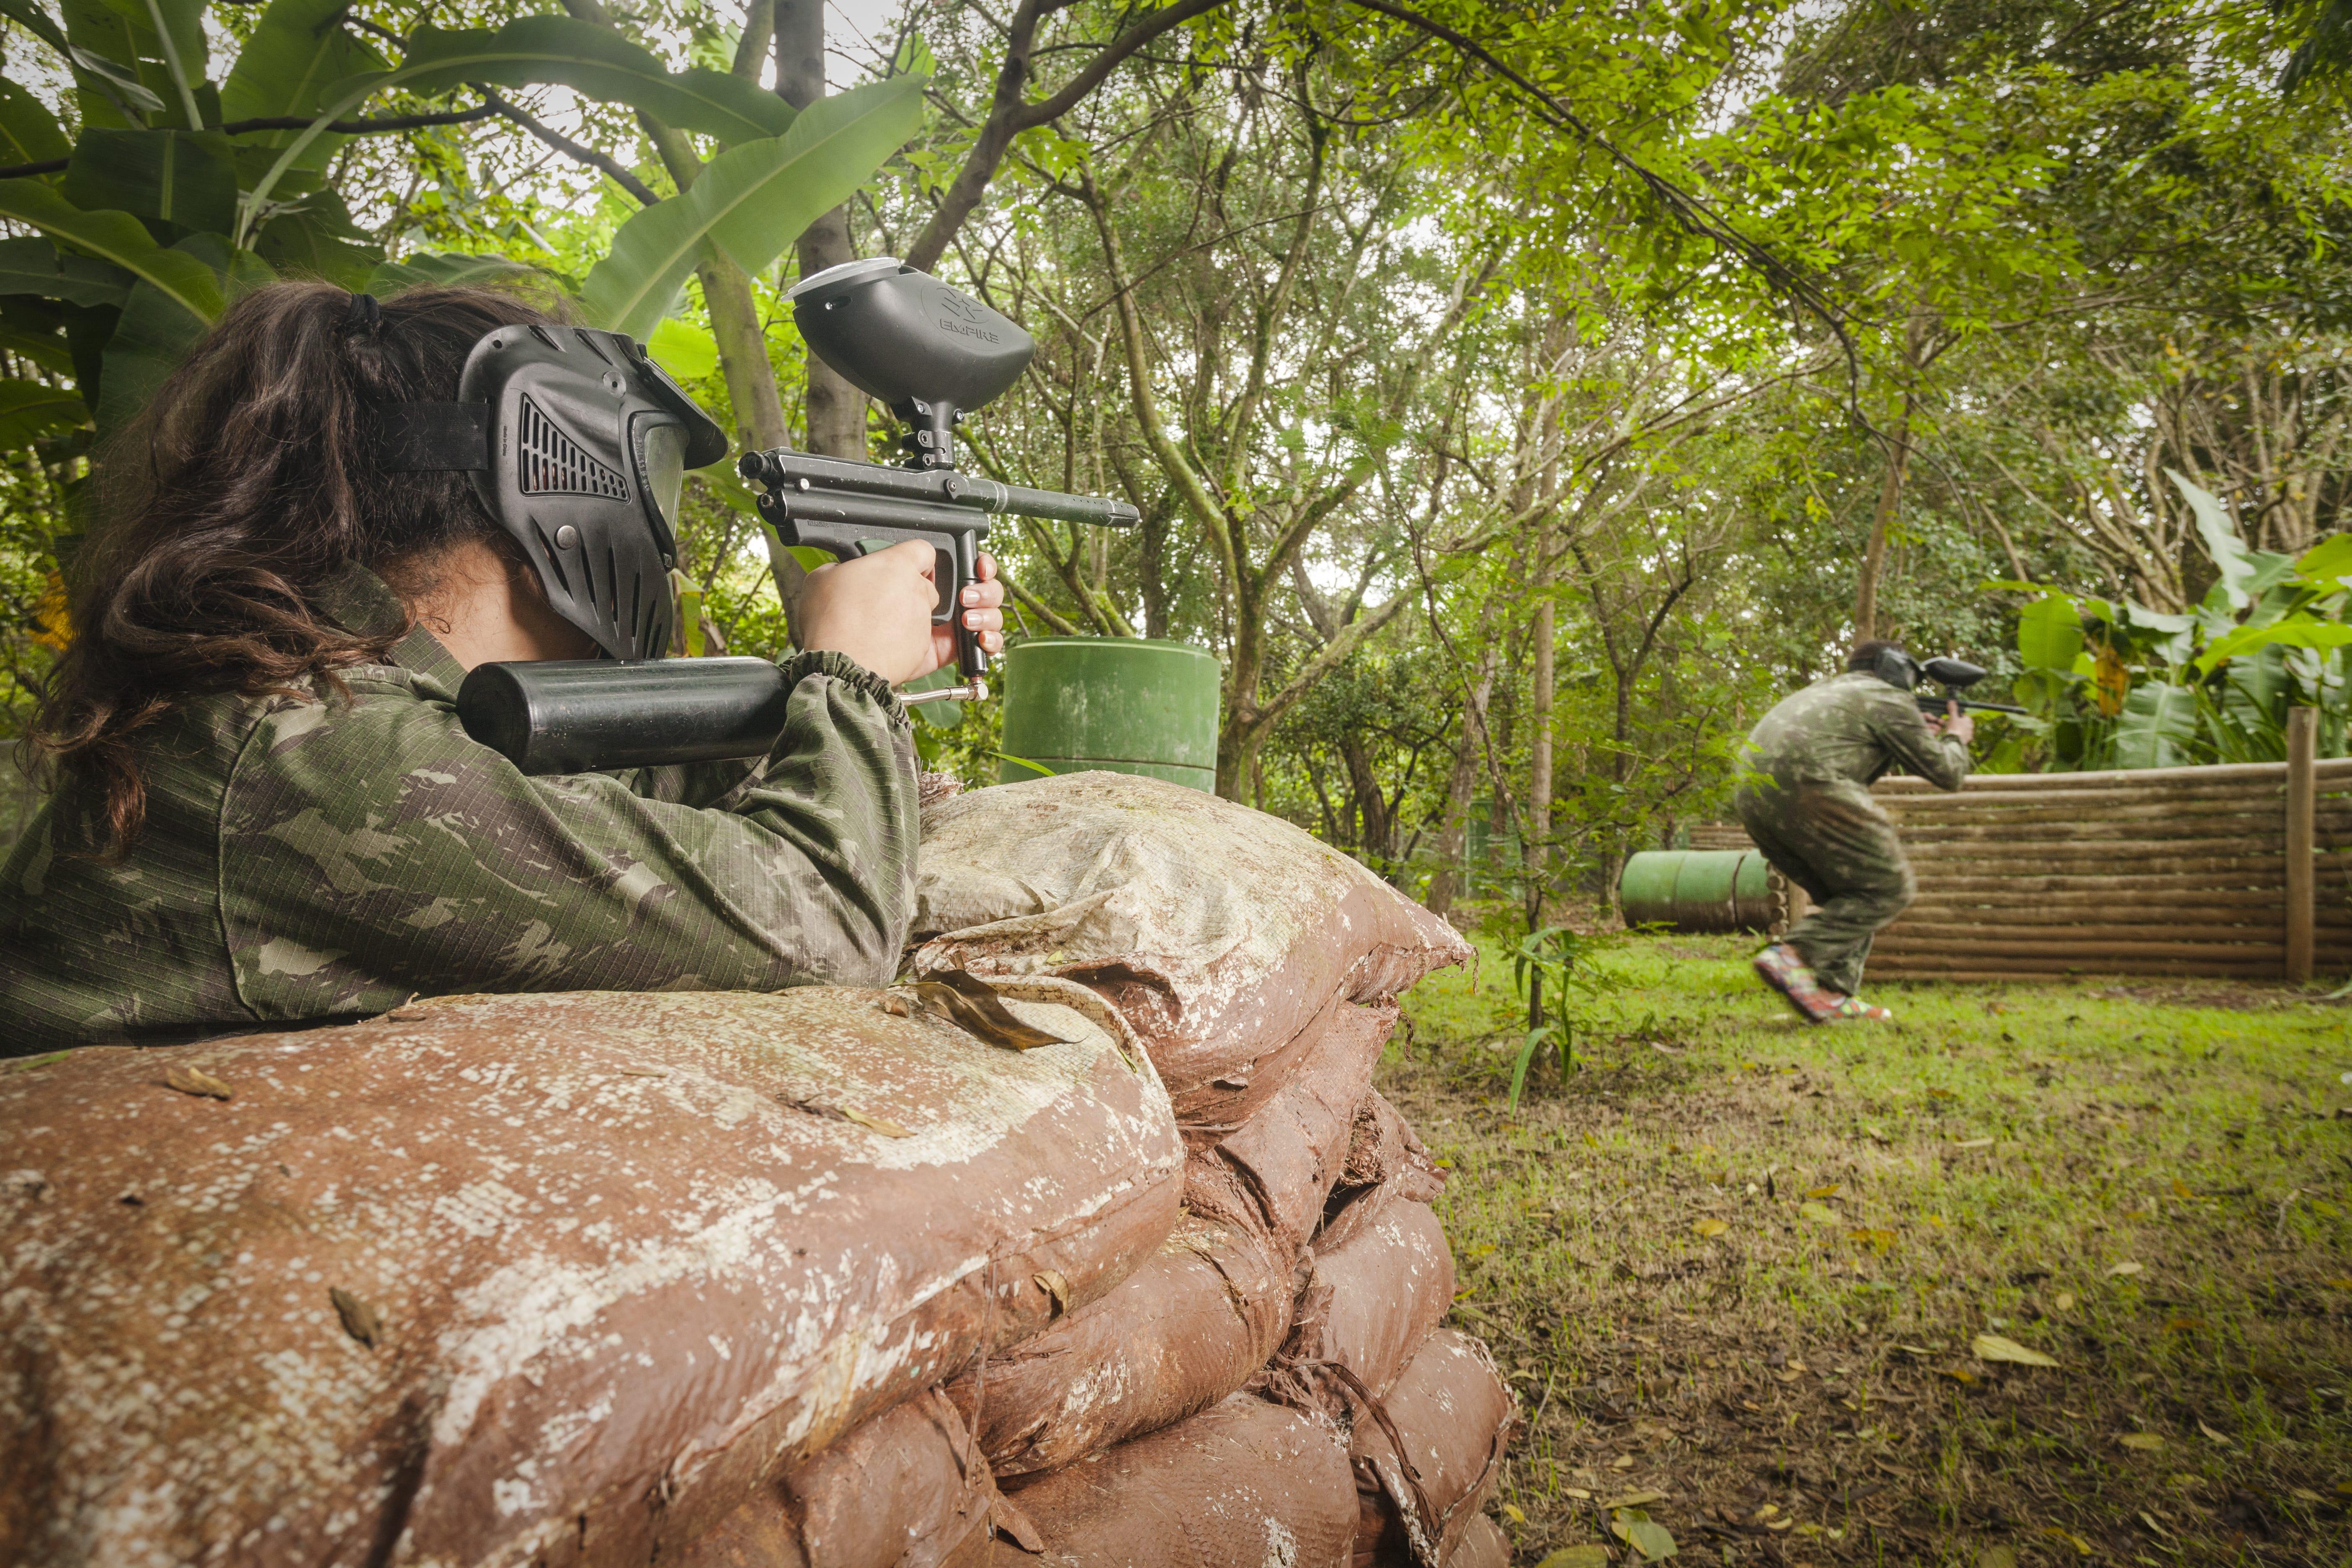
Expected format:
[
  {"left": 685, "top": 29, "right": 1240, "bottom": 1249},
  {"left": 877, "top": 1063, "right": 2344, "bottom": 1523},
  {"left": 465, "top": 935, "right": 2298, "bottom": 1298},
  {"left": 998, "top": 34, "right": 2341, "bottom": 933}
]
[{"left": 1389, "top": 927, "right": 2352, "bottom": 1567}]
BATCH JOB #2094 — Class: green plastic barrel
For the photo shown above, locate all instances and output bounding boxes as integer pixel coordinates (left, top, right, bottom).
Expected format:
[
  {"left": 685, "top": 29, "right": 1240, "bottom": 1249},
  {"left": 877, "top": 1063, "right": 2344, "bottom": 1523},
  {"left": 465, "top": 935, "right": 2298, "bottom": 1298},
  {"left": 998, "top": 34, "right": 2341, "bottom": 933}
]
[
  {"left": 1619, "top": 848, "right": 1776, "bottom": 934},
  {"left": 999, "top": 637, "right": 1221, "bottom": 791}
]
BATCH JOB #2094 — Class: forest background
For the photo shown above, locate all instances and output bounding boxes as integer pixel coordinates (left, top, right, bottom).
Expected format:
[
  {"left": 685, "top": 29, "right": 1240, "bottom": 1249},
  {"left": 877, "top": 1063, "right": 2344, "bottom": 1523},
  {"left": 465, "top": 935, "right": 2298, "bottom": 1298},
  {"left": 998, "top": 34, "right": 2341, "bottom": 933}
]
[{"left": 4, "top": 0, "right": 2351, "bottom": 926}]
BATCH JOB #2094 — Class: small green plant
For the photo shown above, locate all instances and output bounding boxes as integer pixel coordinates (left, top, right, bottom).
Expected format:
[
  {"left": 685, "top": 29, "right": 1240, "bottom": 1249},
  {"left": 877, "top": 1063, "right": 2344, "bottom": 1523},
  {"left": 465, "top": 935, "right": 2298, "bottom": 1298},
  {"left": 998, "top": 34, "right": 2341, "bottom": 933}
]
[{"left": 1508, "top": 925, "right": 1617, "bottom": 1110}]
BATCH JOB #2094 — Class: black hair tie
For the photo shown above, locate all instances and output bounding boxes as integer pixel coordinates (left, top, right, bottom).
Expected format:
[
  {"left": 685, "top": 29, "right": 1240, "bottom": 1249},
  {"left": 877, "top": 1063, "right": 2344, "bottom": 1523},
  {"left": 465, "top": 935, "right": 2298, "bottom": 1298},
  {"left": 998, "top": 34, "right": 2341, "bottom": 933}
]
[{"left": 343, "top": 291, "right": 382, "bottom": 335}]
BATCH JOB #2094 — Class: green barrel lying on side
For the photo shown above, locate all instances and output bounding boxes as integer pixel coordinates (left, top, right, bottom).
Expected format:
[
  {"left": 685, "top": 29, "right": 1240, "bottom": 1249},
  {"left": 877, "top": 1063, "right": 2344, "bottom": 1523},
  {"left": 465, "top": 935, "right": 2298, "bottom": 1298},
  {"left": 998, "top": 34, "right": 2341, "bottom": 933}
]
[{"left": 1618, "top": 848, "right": 1777, "bottom": 933}]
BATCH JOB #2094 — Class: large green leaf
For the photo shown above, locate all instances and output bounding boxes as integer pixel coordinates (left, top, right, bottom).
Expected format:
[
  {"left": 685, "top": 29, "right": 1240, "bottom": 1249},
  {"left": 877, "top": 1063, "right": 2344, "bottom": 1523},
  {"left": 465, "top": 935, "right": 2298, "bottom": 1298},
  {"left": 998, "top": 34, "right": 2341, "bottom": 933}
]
[
  {"left": 253, "top": 192, "right": 377, "bottom": 287},
  {"left": 63, "top": 128, "right": 239, "bottom": 234},
  {"left": 580, "top": 74, "right": 928, "bottom": 340},
  {"left": 132, "top": 0, "right": 208, "bottom": 125},
  {"left": 244, "top": 15, "right": 805, "bottom": 240},
  {"left": 0, "top": 79, "right": 72, "bottom": 166},
  {"left": 0, "top": 236, "right": 130, "bottom": 307},
  {"left": 95, "top": 234, "right": 270, "bottom": 431},
  {"left": 54, "top": 0, "right": 165, "bottom": 128},
  {"left": 0, "top": 179, "right": 220, "bottom": 323},
  {"left": 2167, "top": 468, "right": 2257, "bottom": 610},
  {"left": 2109, "top": 681, "right": 2199, "bottom": 770},
  {"left": 0, "top": 320, "right": 78, "bottom": 375},
  {"left": 344, "top": 18, "right": 797, "bottom": 144},
  {"left": 2015, "top": 593, "right": 2083, "bottom": 672},
  {"left": 0, "top": 376, "right": 90, "bottom": 447},
  {"left": 2295, "top": 531, "right": 2352, "bottom": 589},
  {"left": 220, "top": 0, "right": 384, "bottom": 163},
  {"left": 2194, "top": 612, "right": 2352, "bottom": 673},
  {"left": 361, "top": 250, "right": 536, "bottom": 294}
]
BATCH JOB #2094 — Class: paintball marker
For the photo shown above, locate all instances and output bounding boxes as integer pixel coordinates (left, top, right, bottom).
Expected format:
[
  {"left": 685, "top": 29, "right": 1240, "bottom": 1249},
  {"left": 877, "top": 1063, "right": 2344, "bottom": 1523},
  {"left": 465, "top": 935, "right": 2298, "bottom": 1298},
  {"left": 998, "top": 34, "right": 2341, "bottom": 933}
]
[
  {"left": 456, "top": 262, "right": 1139, "bottom": 774},
  {"left": 1915, "top": 656, "right": 2027, "bottom": 717}
]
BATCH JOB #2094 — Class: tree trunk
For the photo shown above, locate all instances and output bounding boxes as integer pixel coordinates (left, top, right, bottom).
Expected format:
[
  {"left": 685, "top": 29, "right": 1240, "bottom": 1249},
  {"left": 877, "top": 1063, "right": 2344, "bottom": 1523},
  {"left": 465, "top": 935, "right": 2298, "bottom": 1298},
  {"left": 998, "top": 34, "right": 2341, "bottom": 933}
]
[
  {"left": 1525, "top": 591, "right": 1554, "bottom": 929},
  {"left": 1424, "top": 658, "right": 1494, "bottom": 917},
  {"left": 1854, "top": 391, "right": 1916, "bottom": 645},
  {"left": 775, "top": 0, "right": 867, "bottom": 459},
  {"left": 1341, "top": 733, "right": 1393, "bottom": 864}
]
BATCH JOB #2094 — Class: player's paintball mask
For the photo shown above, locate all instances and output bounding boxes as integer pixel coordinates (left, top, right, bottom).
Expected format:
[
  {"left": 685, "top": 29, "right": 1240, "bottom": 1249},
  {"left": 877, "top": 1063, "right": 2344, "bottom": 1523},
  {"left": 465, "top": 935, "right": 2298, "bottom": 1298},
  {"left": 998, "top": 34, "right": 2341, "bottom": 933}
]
[
  {"left": 382, "top": 316, "right": 727, "bottom": 660},
  {"left": 1870, "top": 645, "right": 1925, "bottom": 691}
]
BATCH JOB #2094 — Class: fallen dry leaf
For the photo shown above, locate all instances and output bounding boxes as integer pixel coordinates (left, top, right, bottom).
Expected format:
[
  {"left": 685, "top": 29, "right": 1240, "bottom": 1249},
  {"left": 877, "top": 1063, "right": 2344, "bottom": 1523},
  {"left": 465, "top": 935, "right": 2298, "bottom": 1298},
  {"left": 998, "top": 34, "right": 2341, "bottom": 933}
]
[
  {"left": 1805, "top": 1184, "right": 1842, "bottom": 1199},
  {"left": 1973, "top": 1333, "right": 2058, "bottom": 1367},
  {"left": 163, "top": 1066, "right": 232, "bottom": 1101},
  {"left": 1501, "top": 1502, "right": 1527, "bottom": 1524},
  {"left": 2197, "top": 1420, "right": 2233, "bottom": 1445},
  {"left": 1692, "top": 1218, "right": 1729, "bottom": 1238},
  {"left": 905, "top": 970, "right": 1073, "bottom": 1050},
  {"left": 2120, "top": 1432, "right": 2165, "bottom": 1450},
  {"left": 839, "top": 1106, "right": 914, "bottom": 1138},
  {"left": 2042, "top": 1525, "right": 2094, "bottom": 1557},
  {"left": 2104, "top": 1260, "right": 2143, "bottom": 1277},
  {"left": 330, "top": 1287, "right": 384, "bottom": 1348},
  {"left": 2053, "top": 1290, "right": 2076, "bottom": 1311},
  {"left": 1953, "top": 1136, "right": 1995, "bottom": 1149},
  {"left": 1799, "top": 1201, "right": 1839, "bottom": 1222},
  {"left": 1977, "top": 1549, "right": 2017, "bottom": 1568},
  {"left": 1536, "top": 1549, "right": 1612, "bottom": 1568},
  {"left": 990, "top": 1494, "right": 1044, "bottom": 1553}
]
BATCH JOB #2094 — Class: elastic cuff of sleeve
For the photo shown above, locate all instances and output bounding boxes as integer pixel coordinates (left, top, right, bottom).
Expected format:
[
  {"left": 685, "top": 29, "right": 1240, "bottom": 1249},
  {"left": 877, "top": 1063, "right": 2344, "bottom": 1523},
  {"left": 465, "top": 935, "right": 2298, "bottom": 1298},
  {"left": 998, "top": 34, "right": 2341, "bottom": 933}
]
[{"left": 780, "top": 649, "right": 911, "bottom": 728}]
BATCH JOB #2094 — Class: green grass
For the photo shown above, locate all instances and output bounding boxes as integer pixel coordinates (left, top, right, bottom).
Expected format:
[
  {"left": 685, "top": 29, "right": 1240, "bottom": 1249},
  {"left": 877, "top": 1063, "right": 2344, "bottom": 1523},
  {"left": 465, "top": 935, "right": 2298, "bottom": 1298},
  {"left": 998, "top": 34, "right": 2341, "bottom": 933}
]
[{"left": 1386, "top": 923, "right": 2352, "bottom": 1567}]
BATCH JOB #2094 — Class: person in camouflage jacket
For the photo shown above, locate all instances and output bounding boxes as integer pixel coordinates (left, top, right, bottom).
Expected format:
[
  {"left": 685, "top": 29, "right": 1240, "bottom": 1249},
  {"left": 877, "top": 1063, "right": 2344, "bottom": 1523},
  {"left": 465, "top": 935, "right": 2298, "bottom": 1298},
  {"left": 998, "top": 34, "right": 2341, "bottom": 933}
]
[
  {"left": 1733, "top": 640, "right": 1973, "bottom": 1021},
  {"left": 2, "top": 283, "right": 1000, "bottom": 1052}
]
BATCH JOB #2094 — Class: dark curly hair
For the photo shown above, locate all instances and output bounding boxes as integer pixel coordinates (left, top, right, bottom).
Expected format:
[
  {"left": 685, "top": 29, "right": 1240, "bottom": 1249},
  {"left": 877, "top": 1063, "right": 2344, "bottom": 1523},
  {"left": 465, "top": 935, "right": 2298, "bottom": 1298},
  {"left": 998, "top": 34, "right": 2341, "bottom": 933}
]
[{"left": 34, "top": 281, "right": 562, "bottom": 854}]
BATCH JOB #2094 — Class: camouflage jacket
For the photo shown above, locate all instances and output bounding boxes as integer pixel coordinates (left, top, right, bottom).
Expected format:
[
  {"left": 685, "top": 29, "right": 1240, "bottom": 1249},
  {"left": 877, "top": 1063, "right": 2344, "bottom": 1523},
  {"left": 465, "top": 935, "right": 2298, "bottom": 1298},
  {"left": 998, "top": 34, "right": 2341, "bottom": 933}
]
[
  {"left": 1738, "top": 671, "right": 1971, "bottom": 796},
  {"left": 1, "top": 570, "right": 919, "bottom": 1052}
]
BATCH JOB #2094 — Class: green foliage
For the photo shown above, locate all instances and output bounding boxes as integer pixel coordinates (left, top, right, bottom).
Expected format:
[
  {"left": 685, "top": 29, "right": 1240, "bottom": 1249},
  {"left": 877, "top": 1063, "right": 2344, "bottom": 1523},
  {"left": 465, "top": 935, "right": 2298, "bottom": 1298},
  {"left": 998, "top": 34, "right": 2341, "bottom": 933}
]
[{"left": 579, "top": 74, "right": 926, "bottom": 337}]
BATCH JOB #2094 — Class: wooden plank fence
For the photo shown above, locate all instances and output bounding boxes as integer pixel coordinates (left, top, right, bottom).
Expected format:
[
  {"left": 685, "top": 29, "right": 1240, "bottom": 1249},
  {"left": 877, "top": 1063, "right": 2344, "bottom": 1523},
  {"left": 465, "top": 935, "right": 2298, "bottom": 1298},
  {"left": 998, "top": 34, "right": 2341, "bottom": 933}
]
[
  {"left": 1868, "top": 709, "right": 2347, "bottom": 982},
  {"left": 1684, "top": 711, "right": 2347, "bottom": 982}
]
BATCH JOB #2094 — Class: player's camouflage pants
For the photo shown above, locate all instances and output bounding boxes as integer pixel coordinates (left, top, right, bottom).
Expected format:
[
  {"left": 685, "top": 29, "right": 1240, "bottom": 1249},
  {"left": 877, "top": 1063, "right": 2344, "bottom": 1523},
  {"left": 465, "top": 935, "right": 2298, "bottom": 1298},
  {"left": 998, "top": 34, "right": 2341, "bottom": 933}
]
[{"left": 1733, "top": 780, "right": 1917, "bottom": 996}]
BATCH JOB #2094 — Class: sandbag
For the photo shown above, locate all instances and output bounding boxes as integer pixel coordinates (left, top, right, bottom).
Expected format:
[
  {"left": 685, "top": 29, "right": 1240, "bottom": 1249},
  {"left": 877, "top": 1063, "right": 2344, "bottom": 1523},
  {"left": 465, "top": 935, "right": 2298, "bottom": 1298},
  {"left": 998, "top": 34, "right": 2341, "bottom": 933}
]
[
  {"left": 675, "top": 1389, "right": 1002, "bottom": 1568},
  {"left": 1445, "top": 1515, "right": 1510, "bottom": 1568},
  {"left": 1183, "top": 1001, "right": 1395, "bottom": 1248},
  {"left": 1314, "top": 1093, "right": 1447, "bottom": 1258},
  {"left": 0, "top": 985, "right": 1182, "bottom": 1568},
  {"left": 1349, "top": 1331, "right": 1515, "bottom": 1568},
  {"left": 1273, "top": 1200, "right": 1455, "bottom": 1416},
  {"left": 988, "top": 1394, "right": 1357, "bottom": 1568},
  {"left": 946, "top": 1208, "right": 1294, "bottom": 1478},
  {"left": 911, "top": 774, "right": 1470, "bottom": 1100}
]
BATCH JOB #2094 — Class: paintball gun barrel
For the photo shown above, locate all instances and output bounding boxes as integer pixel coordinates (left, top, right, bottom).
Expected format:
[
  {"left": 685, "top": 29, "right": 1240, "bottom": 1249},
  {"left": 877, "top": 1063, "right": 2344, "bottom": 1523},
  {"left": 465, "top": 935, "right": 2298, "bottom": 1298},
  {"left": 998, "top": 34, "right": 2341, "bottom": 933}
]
[
  {"left": 1915, "top": 656, "right": 2027, "bottom": 717},
  {"left": 457, "top": 261, "right": 1137, "bottom": 775}
]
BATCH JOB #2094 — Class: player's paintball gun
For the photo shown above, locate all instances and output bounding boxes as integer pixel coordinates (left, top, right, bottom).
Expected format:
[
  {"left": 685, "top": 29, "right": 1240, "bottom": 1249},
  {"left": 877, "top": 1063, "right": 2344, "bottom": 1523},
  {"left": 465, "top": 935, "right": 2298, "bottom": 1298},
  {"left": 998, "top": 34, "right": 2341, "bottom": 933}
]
[
  {"left": 1914, "top": 656, "right": 2027, "bottom": 717},
  {"left": 456, "top": 262, "right": 1138, "bottom": 774}
]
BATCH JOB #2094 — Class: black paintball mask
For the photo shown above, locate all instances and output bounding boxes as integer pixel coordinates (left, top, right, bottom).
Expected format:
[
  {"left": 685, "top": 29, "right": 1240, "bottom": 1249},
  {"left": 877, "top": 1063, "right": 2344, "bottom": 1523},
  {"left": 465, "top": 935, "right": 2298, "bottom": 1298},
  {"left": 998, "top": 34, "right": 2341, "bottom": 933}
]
[
  {"left": 1870, "top": 645, "right": 1925, "bottom": 691},
  {"left": 384, "top": 322, "right": 727, "bottom": 660}
]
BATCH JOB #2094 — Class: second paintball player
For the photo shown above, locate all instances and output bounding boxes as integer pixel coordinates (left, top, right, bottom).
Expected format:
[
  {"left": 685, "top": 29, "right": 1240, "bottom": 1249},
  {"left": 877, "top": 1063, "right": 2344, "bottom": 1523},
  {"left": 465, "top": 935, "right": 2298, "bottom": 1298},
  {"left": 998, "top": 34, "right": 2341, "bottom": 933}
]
[{"left": 1736, "top": 640, "right": 1973, "bottom": 1023}]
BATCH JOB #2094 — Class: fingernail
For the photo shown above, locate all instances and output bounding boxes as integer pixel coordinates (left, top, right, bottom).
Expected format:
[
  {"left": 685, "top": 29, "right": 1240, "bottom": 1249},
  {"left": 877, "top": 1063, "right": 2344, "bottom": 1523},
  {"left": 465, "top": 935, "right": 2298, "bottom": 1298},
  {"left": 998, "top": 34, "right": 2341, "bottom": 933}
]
[{"left": 961, "top": 586, "right": 980, "bottom": 605}]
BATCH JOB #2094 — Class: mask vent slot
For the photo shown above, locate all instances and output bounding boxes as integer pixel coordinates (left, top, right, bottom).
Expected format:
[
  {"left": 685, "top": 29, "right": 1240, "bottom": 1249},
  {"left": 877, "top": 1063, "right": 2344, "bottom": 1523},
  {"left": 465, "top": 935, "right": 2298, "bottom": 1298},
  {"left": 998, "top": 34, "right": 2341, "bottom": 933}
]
[{"left": 518, "top": 396, "right": 628, "bottom": 499}]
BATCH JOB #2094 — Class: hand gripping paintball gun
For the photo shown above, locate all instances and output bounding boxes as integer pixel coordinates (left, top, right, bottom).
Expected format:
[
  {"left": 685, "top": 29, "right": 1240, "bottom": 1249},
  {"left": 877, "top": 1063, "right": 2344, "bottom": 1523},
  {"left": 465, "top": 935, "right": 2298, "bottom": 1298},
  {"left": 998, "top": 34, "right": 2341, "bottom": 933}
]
[
  {"left": 454, "top": 262, "right": 1138, "bottom": 774},
  {"left": 1915, "top": 656, "right": 2027, "bottom": 717}
]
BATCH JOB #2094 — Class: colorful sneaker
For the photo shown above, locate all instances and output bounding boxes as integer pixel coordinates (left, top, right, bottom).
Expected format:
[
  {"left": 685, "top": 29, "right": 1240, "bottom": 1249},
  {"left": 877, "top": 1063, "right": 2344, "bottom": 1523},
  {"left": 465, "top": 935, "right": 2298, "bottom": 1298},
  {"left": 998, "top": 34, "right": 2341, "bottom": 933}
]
[
  {"left": 1821, "top": 993, "right": 1894, "bottom": 1024},
  {"left": 1753, "top": 943, "right": 1835, "bottom": 1023}
]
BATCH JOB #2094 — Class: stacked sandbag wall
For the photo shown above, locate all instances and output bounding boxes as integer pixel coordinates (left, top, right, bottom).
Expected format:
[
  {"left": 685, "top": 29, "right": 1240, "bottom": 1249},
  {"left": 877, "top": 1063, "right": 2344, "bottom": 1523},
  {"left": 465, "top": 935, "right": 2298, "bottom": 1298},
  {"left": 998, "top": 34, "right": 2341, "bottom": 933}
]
[{"left": 0, "top": 773, "right": 1515, "bottom": 1568}]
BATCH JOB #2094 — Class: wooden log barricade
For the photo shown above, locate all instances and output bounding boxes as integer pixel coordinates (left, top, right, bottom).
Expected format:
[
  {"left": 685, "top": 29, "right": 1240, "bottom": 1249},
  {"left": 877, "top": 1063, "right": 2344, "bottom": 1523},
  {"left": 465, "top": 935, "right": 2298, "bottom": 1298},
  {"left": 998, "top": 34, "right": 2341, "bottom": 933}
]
[{"left": 1870, "top": 709, "right": 2346, "bottom": 983}]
